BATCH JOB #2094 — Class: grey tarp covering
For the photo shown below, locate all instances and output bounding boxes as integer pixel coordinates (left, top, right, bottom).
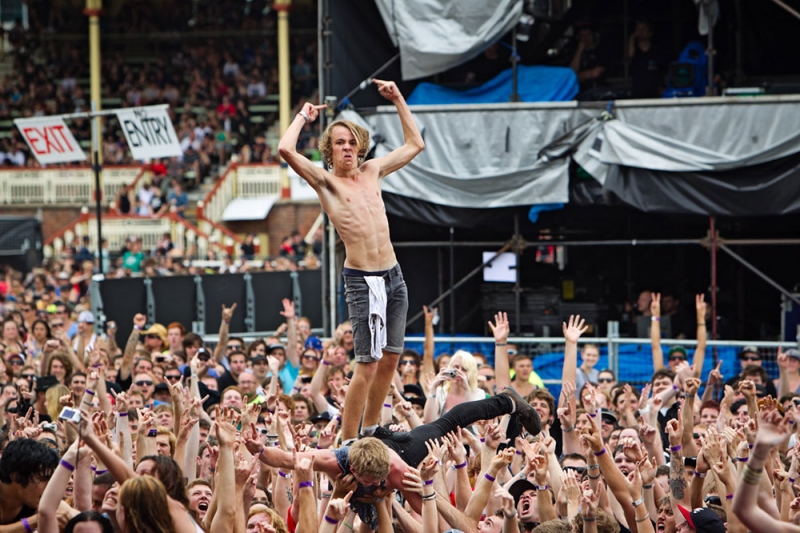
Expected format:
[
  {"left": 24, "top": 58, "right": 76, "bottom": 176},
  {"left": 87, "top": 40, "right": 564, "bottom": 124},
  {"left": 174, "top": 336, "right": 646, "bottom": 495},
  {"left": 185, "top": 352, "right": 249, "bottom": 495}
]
[
  {"left": 360, "top": 104, "right": 589, "bottom": 208},
  {"left": 374, "top": 0, "right": 522, "bottom": 80},
  {"left": 352, "top": 95, "right": 800, "bottom": 217},
  {"left": 597, "top": 97, "right": 800, "bottom": 171}
]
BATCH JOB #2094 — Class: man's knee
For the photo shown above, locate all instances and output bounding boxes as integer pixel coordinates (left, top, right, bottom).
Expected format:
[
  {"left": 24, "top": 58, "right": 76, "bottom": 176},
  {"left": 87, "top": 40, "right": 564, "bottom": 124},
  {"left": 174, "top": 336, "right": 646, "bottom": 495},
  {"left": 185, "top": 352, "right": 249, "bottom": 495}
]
[
  {"left": 381, "top": 351, "right": 400, "bottom": 364},
  {"left": 353, "top": 360, "right": 379, "bottom": 379}
]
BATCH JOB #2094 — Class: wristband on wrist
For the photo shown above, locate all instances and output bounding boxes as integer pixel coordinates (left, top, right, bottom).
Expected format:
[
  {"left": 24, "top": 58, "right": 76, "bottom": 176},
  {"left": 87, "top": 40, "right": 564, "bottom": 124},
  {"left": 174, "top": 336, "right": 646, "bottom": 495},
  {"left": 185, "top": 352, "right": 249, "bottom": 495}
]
[
  {"left": 278, "top": 470, "right": 291, "bottom": 478},
  {"left": 635, "top": 514, "right": 651, "bottom": 523},
  {"left": 670, "top": 445, "right": 682, "bottom": 452},
  {"left": 642, "top": 484, "right": 654, "bottom": 489},
  {"left": 484, "top": 473, "right": 496, "bottom": 482},
  {"left": 593, "top": 448, "right": 606, "bottom": 457},
  {"left": 536, "top": 484, "right": 549, "bottom": 491},
  {"left": 322, "top": 360, "right": 331, "bottom": 366},
  {"left": 383, "top": 403, "right": 392, "bottom": 408},
  {"left": 147, "top": 429, "right": 157, "bottom": 437},
  {"left": 118, "top": 412, "right": 128, "bottom": 417},
  {"left": 60, "top": 459, "right": 75, "bottom": 472},
  {"left": 424, "top": 479, "right": 434, "bottom": 486},
  {"left": 562, "top": 426, "right": 575, "bottom": 433},
  {"left": 422, "top": 493, "right": 437, "bottom": 501},
  {"left": 587, "top": 473, "right": 601, "bottom": 479},
  {"left": 298, "top": 110, "right": 310, "bottom": 123},
  {"left": 582, "top": 516, "right": 597, "bottom": 522},
  {"left": 748, "top": 444, "right": 754, "bottom": 449},
  {"left": 632, "top": 497, "right": 645, "bottom": 507},
  {"left": 587, "top": 463, "right": 600, "bottom": 470},
  {"left": 134, "top": 325, "right": 143, "bottom": 330},
  {"left": 694, "top": 470, "right": 706, "bottom": 478},
  {"left": 495, "top": 343, "right": 507, "bottom": 347},
  {"left": 454, "top": 461, "right": 468, "bottom": 469},
  {"left": 651, "top": 316, "right": 660, "bottom": 322},
  {"left": 21, "top": 518, "right": 32, "bottom": 533},
  {"left": 725, "top": 493, "right": 734, "bottom": 500},
  {"left": 324, "top": 516, "right": 339, "bottom": 524},
  {"left": 85, "top": 389, "right": 95, "bottom": 396},
  {"left": 298, "top": 481, "right": 313, "bottom": 489},
  {"left": 480, "top": 438, "right": 485, "bottom": 442},
  {"left": 737, "top": 457, "right": 748, "bottom": 462},
  {"left": 672, "top": 384, "right": 679, "bottom": 391}
]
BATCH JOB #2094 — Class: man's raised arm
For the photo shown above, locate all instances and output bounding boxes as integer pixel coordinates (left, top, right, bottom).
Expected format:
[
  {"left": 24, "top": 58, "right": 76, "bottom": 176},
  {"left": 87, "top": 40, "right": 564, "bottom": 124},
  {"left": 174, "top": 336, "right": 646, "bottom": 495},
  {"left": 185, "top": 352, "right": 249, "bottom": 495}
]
[
  {"left": 370, "top": 79, "right": 425, "bottom": 178},
  {"left": 277, "top": 102, "right": 328, "bottom": 188}
]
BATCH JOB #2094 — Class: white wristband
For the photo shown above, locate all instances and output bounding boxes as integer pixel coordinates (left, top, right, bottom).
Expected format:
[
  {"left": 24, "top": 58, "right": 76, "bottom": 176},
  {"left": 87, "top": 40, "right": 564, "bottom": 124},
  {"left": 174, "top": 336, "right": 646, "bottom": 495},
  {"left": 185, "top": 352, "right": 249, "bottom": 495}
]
[{"left": 298, "top": 110, "right": 310, "bottom": 123}]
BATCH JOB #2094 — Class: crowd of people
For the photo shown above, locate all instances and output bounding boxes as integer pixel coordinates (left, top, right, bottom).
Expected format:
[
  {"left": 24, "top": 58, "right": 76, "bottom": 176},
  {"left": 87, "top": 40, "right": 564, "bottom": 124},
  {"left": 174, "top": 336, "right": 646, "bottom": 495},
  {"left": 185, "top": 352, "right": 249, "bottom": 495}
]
[
  {"left": 0, "top": 4, "right": 321, "bottom": 179},
  {"left": 0, "top": 277, "right": 797, "bottom": 533}
]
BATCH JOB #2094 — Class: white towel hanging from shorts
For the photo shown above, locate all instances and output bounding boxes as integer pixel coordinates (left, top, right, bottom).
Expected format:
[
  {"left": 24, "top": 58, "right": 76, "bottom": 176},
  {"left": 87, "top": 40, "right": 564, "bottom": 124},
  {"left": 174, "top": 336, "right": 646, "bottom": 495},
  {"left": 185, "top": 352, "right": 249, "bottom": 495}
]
[{"left": 364, "top": 276, "right": 387, "bottom": 360}]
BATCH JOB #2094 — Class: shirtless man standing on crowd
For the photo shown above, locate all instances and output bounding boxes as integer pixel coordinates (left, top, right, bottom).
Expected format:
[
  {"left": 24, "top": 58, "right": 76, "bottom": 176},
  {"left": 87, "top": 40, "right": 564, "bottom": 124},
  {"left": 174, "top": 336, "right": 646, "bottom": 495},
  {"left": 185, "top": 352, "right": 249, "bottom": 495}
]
[{"left": 278, "top": 79, "right": 424, "bottom": 441}]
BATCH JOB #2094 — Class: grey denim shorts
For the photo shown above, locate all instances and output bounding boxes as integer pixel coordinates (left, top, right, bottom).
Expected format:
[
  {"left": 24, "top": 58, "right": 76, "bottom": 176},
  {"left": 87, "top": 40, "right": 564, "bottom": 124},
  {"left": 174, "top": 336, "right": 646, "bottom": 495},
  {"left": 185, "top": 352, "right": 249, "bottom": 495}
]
[{"left": 343, "top": 263, "right": 408, "bottom": 363}]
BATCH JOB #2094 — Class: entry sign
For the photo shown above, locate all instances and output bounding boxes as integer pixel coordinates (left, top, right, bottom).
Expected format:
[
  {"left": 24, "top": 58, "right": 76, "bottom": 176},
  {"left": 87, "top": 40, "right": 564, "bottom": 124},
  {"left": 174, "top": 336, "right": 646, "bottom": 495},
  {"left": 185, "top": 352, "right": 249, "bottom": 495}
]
[
  {"left": 115, "top": 106, "right": 182, "bottom": 160},
  {"left": 14, "top": 117, "right": 86, "bottom": 164}
]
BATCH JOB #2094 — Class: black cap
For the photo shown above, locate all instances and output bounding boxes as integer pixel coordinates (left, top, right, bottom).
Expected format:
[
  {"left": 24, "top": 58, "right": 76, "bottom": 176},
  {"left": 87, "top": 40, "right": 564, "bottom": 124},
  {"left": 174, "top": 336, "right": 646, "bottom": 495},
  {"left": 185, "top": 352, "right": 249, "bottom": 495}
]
[
  {"left": 197, "top": 347, "right": 212, "bottom": 360},
  {"left": 251, "top": 354, "right": 267, "bottom": 364},
  {"left": 35, "top": 375, "right": 59, "bottom": 393},
  {"left": 403, "top": 384, "right": 424, "bottom": 398},
  {"left": 154, "top": 383, "right": 170, "bottom": 394},
  {"left": 508, "top": 478, "right": 537, "bottom": 505},
  {"left": 406, "top": 396, "right": 426, "bottom": 408},
  {"left": 600, "top": 408, "right": 618, "bottom": 425},
  {"left": 267, "top": 343, "right": 285, "bottom": 353},
  {"left": 677, "top": 505, "right": 726, "bottom": 533},
  {"left": 310, "top": 412, "right": 333, "bottom": 424}
]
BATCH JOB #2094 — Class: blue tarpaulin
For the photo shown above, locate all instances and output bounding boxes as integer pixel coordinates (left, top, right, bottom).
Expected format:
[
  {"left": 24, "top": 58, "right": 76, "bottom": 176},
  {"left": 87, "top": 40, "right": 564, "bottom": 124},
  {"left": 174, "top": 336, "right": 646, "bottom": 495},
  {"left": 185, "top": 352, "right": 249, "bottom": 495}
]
[{"left": 407, "top": 65, "right": 579, "bottom": 106}]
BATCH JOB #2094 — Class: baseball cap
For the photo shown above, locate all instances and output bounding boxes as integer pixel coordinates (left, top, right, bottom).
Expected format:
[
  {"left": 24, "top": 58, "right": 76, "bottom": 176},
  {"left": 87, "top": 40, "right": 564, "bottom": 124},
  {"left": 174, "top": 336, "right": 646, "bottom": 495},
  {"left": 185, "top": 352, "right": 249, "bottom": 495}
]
[
  {"left": 267, "top": 343, "right": 285, "bottom": 353},
  {"left": 600, "top": 408, "right": 618, "bottom": 425},
  {"left": 78, "top": 310, "right": 95, "bottom": 323},
  {"left": 667, "top": 346, "right": 688, "bottom": 359},
  {"left": 196, "top": 347, "right": 212, "bottom": 360},
  {"left": 310, "top": 412, "right": 333, "bottom": 425},
  {"left": 738, "top": 346, "right": 760, "bottom": 359},
  {"left": 403, "top": 384, "right": 424, "bottom": 398},
  {"left": 786, "top": 349, "right": 800, "bottom": 361},
  {"left": 251, "top": 354, "right": 267, "bottom": 364},
  {"left": 305, "top": 336, "right": 323, "bottom": 351},
  {"left": 508, "top": 478, "right": 537, "bottom": 505},
  {"left": 153, "top": 382, "right": 170, "bottom": 394},
  {"left": 676, "top": 505, "right": 725, "bottom": 533}
]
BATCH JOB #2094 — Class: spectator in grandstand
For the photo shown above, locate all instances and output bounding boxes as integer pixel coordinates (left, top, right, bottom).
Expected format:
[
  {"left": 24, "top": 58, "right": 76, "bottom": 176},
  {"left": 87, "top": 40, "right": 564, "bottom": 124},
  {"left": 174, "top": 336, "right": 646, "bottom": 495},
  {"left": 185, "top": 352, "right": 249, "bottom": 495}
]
[
  {"left": 569, "top": 21, "right": 609, "bottom": 93},
  {"left": 240, "top": 234, "right": 256, "bottom": 260},
  {"left": 628, "top": 20, "right": 666, "bottom": 98},
  {"left": 121, "top": 237, "right": 145, "bottom": 274}
]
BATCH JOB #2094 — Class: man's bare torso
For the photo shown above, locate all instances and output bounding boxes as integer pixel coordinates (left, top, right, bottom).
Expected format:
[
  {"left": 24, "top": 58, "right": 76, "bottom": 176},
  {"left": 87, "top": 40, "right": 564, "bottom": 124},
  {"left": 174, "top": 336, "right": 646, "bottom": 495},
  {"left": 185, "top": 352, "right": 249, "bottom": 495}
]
[{"left": 318, "top": 161, "right": 397, "bottom": 271}]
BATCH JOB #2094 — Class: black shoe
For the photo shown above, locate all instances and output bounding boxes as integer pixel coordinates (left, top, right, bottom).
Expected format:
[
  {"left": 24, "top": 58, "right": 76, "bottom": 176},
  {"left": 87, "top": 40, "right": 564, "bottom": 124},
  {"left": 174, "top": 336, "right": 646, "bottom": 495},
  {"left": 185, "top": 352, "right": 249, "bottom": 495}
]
[
  {"left": 498, "top": 387, "right": 542, "bottom": 436},
  {"left": 370, "top": 425, "right": 396, "bottom": 440}
]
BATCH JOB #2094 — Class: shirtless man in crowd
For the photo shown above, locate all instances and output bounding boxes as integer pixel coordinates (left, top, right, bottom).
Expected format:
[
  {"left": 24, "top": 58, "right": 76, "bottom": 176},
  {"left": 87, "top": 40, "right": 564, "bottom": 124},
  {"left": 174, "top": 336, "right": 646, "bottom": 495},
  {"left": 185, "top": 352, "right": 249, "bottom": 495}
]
[{"left": 278, "top": 79, "right": 425, "bottom": 441}]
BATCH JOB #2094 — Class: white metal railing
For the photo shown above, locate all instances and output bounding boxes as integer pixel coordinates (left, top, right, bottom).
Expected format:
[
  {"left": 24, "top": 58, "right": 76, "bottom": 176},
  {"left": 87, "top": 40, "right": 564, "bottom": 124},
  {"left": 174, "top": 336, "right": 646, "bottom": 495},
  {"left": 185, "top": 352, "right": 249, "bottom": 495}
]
[
  {"left": 236, "top": 164, "right": 282, "bottom": 198},
  {"left": 202, "top": 166, "right": 237, "bottom": 224},
  {"left": 0, "top": 166, "right": 143, "bottom": 205},
  {"left": 78, "top": 217, "right": 173, "bottom": 253}
]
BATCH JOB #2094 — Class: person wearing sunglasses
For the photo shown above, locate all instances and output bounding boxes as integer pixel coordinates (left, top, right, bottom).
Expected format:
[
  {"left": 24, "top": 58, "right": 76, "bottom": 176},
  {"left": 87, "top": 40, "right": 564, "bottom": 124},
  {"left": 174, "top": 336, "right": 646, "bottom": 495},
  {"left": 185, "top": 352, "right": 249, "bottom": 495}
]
[
  {"left": 397, "top": 351, "right": 420, "bottom": 386},
  {"left": 131, "top": 371, "right": 156, "bottom": 403},
  {"left": 596, "top": 369, "right": 617, "bottom": 395},
  {"left": 723, "top": 346, "right": 778, "bottom": 398}
]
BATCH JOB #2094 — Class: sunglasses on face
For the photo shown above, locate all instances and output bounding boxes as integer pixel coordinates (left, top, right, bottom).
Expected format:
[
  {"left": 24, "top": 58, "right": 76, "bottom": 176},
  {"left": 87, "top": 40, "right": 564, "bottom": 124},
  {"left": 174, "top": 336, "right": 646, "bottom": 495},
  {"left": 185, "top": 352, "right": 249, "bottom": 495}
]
[
  {"left": 9, "top": 359, "right": 24, "bottom": 366},
  {"left": 563, "top": 466, "right": 586, "bottom": 475},
  {"left": 668, "top": 356, "right": 686, "bottom": 362},
  {"left": 21, "top": 307, "right": 32, "bottom": 312},
  {"left": 226, "top": 345, "right": 239, "bottom": 350},
  {"left": 597, "top": 377, "right": 614, "bottom": 383},
  {"left": 302, "top": 355, "right": 319, "bottom": 361},
  {"left": 145, "top": 334, "right": 160, "bottom": 339},
  {"left": 166, "top": 375, "right": 182, "bottom": 381},
  {"left": 50, "top": 322, "right": 64, "bottom": 328},
  {"left": 742, "top": 356, "right": 760, "bottom": 362},
  {"left": 342, "top": 329, "right": 353, "bottom": 334},
  {"left": 484, "top": 375, "right": 496, "bottom": 380},
  {"left": 21, "top": 373, "right": 36, "bottom": 379},
  {"left": 399, "top": 360, "right": 416, "bottom": 366},
  {"left": 134, "top": 380, "right": 154, "bottom": 387}
]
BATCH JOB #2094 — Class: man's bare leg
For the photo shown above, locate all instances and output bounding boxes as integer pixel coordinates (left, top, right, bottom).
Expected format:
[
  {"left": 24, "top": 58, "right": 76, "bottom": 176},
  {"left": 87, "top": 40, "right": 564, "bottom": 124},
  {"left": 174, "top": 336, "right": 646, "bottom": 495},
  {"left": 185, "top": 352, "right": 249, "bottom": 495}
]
[
  {"left": 341, "top": 360, "right": 379, "bottom": 440},
  {"left": 361, "top": 351, "right": 400, "bottom": 431}
]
